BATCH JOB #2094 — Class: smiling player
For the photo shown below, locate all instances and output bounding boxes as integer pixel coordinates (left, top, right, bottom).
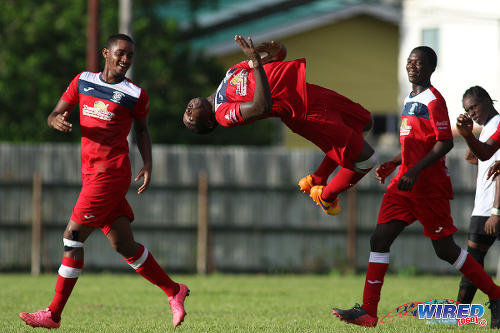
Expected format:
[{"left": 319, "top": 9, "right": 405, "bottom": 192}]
[{"left": 19, "top": 34, "right": 189, "bottom": 329}]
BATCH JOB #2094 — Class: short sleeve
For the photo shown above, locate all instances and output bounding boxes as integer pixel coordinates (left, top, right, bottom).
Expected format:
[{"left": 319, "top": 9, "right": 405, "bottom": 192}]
[
  {"left": 428, "top": 99, "right": 453, "bottom": 140},
  {"left": 215, "top": 102, "right": 246, "bottom": 127},
  {"left": 490, "top": 123, "right": 500, "bottom": 143},
  {"left": 132, "top": 89, "right": 149, "bottom": 119},
  {"left": 61, "top": 73, "right": 81, "bottom": 105}
]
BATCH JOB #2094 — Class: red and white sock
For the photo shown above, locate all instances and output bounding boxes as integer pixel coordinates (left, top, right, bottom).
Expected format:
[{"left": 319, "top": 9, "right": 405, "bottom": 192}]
[
  {"left": 311, "top": 157, "right": 338, "bottom": 185},
  {"left": 125, "top": 244, "right": 179, "bottom": 297},
  {"left": 362, "top": 252, "right": 389, "bottom": 317},
  {"left": 48, "top": 256, "right": 84, "bottom": 322},
  {"left": 455, "top": 249, "right": 500, "bottom": 301}
]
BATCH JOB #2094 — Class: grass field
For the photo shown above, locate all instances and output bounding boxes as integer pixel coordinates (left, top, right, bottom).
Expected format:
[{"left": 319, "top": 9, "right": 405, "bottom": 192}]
[{"left": 1, "top": 272, "right": 496, "bottom": 332}]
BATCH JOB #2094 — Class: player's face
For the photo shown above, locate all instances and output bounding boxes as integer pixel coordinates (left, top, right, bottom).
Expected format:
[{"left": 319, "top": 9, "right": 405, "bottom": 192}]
[
  {"left": 183, "top": 97, "right": 209, "bottom": 132},
  {"left": 463, "top": 96, "right": 489, "bottom": 125},
  {"left": 103, "top": 40, "right": 134, "bottom": 78},
  {"left": 406, "top": 50, "right": 432, "bottom": 85}
]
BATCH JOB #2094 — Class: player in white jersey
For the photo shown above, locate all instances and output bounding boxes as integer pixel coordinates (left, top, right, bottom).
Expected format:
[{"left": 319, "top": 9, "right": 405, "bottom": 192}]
[{"left": 456, "top": 86, "right": 500, "bottom": 304}]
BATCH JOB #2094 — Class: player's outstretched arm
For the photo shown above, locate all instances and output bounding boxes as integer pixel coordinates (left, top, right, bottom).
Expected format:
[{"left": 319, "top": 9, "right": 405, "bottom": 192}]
[
  {"left": 134, "top": 116, "right": 152, "bottom": 194},
  {"left": 48, "top": 99, "right": 74, "bottom": 133},
  {"left": 457, "top": 113, "right": 500, "bottom": 161},
  {"left": 234, "top": 35, "right": 272, "bottom": 122}
]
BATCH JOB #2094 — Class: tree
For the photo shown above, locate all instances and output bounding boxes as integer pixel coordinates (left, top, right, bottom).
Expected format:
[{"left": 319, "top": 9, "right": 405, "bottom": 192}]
[{"left": 0, "top": 0, "right": 279, "bottom": 145}]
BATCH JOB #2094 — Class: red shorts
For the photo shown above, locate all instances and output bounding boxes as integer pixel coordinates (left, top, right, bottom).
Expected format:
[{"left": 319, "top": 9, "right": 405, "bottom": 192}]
[
  {"left": 71, "top": 173, "right": 134, "bottom": 235},
  {"left": 377, "top": 191, "right": 457, "bottom": 240},
  {"left": 286, "top": 84, "right": 371, "bottom": 169}
]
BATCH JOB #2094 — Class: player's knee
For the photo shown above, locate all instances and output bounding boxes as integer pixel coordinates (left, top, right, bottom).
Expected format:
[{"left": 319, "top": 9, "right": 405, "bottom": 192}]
[
  {"left": 370, "top": 232, "right": 390, "bottom": 252},
  {"left": 63, "top": 237, "right": 84, "bottom": 255},
  {"left": 354, "top": 151, "right": 377, "bottom": 173}
]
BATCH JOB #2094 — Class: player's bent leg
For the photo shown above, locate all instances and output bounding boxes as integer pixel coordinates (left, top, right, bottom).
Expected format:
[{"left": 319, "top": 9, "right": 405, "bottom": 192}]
[
  {"left": 309, "top": 185, "right": 340, "bottom": 215},
  {"left": 109, "top": 217, "right": 190, "bottom": 327},
  {"left": 457, "top": 242, "right": 491, "bottom": 304},
  {"left": 20, "top": 221, "right": 92, "bottom": 328},
  {"left": 435, "top": 236, "right": 500, "bottom": 327},
  {"left": 316, "top": 144, "right": 376, "bottom": 212},
  {"left": 298, "top": 157, "right": 339, "bottom": 194}
]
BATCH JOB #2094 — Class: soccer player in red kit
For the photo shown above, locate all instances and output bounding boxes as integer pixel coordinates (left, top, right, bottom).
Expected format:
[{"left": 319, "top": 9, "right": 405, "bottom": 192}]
[
  {"left": 19, "top": 34, "right": 189, "bottom": 329},
  {"left": 183, "top": 35, "right": 377, "bottom": 215},
  {"left": 330, "top": 46, "right": 500, "bottom": 328}
]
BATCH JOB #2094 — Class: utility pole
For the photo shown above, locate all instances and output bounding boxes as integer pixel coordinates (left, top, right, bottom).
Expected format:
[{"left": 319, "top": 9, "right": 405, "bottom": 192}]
[
  {"left": 120, "top": 0, "right": 133, "bottom": 79},
  {"left": 86, "top": 0, "right": 99, "bottom": 72},
  {"left": 120, "top": 0, "right": 135, "bottom": 146}
]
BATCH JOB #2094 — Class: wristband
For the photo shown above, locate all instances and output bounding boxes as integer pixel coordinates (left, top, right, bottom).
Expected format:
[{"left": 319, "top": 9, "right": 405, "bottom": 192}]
[{"left": 492, "top": 208, "right": 500, "bottom": 216}]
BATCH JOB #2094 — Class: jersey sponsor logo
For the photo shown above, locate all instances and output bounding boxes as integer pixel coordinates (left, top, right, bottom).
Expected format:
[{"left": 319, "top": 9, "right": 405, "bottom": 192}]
[
  {"left": 84, "top": 214, "right": 95, "bottom": 220},
  {"left": 436, "top": 120, "right": 449, "bottom": 130},
  {"left": 230, "top": 70, "right": 248, "bottom": 96},
  {"left": 111, "top": 90, "right": 125, "bottom": 103},
  {"left": 400, "top": 118, "right": 412, "bottom": 136},
  {"left": 82, "top": 101, "right": 115, "bottom": 121},
  {"left": 83, "top": 87, "right": 94, "bottom": 92}
]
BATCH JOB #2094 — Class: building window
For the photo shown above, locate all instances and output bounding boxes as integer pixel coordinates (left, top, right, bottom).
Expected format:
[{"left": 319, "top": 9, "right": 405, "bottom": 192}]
[{"left": 422, "top": 28, "right": 440, "bottom": 55}]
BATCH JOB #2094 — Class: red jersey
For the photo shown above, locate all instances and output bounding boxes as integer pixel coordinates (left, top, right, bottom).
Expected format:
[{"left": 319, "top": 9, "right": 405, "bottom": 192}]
[
  {"left": 62, "top": 72, "right": 149, "bottom": 176},
  {"left": 387, "top": 87, "right": 453, "bottom": 198},
  {"left": 214, "top": 59, "right": 307, "bottom": 126}
]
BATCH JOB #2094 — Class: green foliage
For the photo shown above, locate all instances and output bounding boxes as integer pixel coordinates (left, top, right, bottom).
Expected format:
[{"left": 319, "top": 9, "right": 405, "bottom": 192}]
[{"left": 0, "top": 0, "right": 279, "bottom": 145}]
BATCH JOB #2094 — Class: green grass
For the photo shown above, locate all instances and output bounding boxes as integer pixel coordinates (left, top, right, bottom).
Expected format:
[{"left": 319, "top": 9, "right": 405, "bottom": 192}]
[{"left": 0, "top": 272, "right": 496, "bottom": 332}]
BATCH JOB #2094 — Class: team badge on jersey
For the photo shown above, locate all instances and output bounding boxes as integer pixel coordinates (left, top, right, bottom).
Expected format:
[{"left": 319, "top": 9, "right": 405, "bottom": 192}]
[
  {"left": 82, "top": 101, "right": 115, "bottom": 121},
  {"left": 111, "top": 91, "right": 126, "bottom": 103}
]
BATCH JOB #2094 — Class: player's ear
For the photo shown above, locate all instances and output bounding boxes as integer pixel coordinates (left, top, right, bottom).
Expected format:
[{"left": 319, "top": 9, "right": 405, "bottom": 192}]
[{"left": 102, "top": 48, "right": 109, "bottom": 59}]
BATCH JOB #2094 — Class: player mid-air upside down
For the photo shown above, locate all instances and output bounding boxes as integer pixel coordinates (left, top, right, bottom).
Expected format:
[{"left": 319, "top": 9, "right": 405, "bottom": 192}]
[{"left": 183, "top": 35, "right": 377, "bottom": 215}]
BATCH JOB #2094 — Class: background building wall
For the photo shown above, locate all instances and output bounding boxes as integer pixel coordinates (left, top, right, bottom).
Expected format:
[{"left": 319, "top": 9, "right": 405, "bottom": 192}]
[{"left": 400, "top": 0, "right": 500, "bottom": 124}]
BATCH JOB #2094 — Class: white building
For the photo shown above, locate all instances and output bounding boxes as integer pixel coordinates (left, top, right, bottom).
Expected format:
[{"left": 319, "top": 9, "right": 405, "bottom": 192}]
[{"left": 400, "top": 0, "right": 500, "bottom": 128}]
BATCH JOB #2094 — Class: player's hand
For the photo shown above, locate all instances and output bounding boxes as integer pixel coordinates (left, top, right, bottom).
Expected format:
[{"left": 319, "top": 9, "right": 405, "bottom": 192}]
[
  {"left": 487, "top": 161, "right": 500, "bottom": 180},
  {"left": 135, "top": 164, "right": 151, "bottom": 194},
  {"left": 51, "top": 111, "right": 72, "bottom": 132},
  {"left": 234, "top": 35, "right": 261, "bottom": 68},
  {"left": 255, "top": 41, "right": 286, "bottom": 65},
  {"left": 456, "top": 113, "right": 473, "bottom": 137},
  {"left": 375, "top": 161, "right": 397, "bottom": 184},
  {"left": 397, "top": 168, "right": 419, "bottom": 191},
  {"left": 485, "top": 215, "right": 500, "bottom": 235}
]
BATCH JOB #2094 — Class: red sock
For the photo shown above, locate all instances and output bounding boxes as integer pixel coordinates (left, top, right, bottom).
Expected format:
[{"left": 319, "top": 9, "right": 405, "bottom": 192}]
[
  {"left": 460, "top": 254, "right": 500, "bottom": 300},
  {"left": 48, "top": 256, "right": 84, "bottom": 322},
  {"left": 321, "top": 167, "right": 368, "bottom": 201},
  {"left": 311, "top": 156, "right": 338, "bottom": 185},
  {"left": 362, "top": 253, "right": 389, "bottom": 317},
  {"left": 125, "top": 244, "right": 179, "bottom": 297}
]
